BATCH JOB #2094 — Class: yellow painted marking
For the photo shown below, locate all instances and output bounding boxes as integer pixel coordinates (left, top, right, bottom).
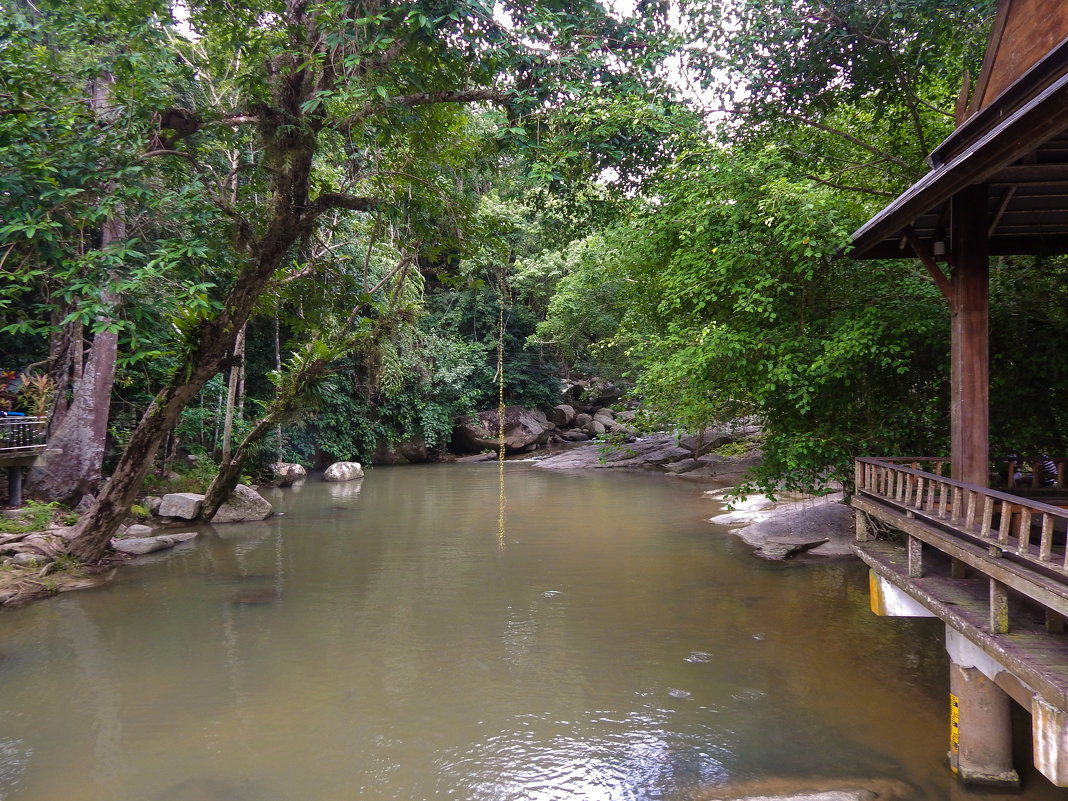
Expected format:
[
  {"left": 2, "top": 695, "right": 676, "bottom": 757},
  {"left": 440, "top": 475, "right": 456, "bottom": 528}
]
[{"left": 950, "top": 693, "right": 960, "bottom": 755}]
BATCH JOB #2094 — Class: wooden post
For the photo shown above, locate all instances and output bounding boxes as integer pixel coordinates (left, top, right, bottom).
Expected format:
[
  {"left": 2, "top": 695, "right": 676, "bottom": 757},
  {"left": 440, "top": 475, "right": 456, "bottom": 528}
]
[{"left": 950, "top": 185, "right": 990, "bottom": 488}]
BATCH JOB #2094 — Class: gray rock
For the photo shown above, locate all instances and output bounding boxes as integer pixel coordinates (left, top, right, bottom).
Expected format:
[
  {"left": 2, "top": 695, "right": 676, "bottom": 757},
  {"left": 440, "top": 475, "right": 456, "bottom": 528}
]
[
  {"left": 573, "top": 412, "right": 593, "bottom": 429},
  {"left": 111, "top": 532, "right": 197, "bottom": 555},
  {"left": 144, "top": 495, "right": 163, "bottom": 515},
  {"left": 664, "top": 459, "right": 700, "bottom": 474},
  {"left": 452, "top": 406, "right": 555, "bottom": 454},
  {"left": 592, "top": 414, "right": 616, "bottom": 431},
  {"left": 586, "top": 419, "right": 607, "bottom": 436},
  {"left": 73, "top": 494, "right": 95, "bottom": 513},
  {"left": 732, "top": 495, "right": 854, "bottom": 558},
  {"left": 158, "top": 492, "right": 205, "bottom": 520},
  {"left": 594, "top": 407, "right": 616, "bottom": 419},
  {"left": 324, "top": 461, "right": 364, "bottom": 482},
  {"left": 758, "top": 537, "right": 831, "bottom": 560},
  {"left": 123, "top": 524, "right": 154, "bottom": 537},
  {"left": 456, "top": 452, "right": 497, "bottom": 463},
  {"left": 560, "top": 430, "right": 590, "bottom": 442},
  {"left": 10, "top": 552, "right": 51, "bottom": 567},
  {"left": 211, "top": 484, "right": 274, "bottom": 523},
  {"left": 270, "top": 462, "right": 307, "bottom": 487},
  {"left": 548, "top": 404, "right": 576, "bottom": 427}
]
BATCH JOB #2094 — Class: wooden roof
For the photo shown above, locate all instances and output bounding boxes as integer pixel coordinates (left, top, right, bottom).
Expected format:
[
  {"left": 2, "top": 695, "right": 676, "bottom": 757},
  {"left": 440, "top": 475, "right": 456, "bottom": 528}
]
[
  {"left": 850, "top": 2, "right": 1068, "bottom": 261},
  {"left": 967, "top": 0, "right": 1068, "bottom": 118}
]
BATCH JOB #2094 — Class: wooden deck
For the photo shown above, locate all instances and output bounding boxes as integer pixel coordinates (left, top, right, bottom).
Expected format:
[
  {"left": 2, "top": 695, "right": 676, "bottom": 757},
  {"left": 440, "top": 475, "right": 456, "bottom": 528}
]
[
  {"left": 853, "top": 456, "right": 1068, "bottom": 628},
  {"left": 852, "top": 457, "right": 1068, "bottom": 783}
]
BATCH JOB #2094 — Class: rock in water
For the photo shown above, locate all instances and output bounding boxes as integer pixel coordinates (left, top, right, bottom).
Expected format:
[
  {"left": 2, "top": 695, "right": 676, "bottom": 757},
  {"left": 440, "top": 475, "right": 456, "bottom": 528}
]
[
  {"left": 111, "top": 532, "right": 198, "bottom": 555},
  {"left": 158, "top": 492, "right": 205, "bottom": 520},
  {"left": 211, "top": 484, "right": 274, "bottom": 523},
  {"left": 757, "top": 537, "right": 830, "bottom": 560},
  {"left": 269, "top": 462, "right": 307, "bottom": 487},
  {"left": 324, "top": 461, "right": 364, "bottom": 482},
  {"left": 452, "top": 406, "right": 555, "bottom": 453}
]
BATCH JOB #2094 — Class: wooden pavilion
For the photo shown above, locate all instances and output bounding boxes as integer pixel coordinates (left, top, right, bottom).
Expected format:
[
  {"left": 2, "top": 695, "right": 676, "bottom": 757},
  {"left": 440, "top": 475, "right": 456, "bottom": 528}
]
[
  {"left": 849, "top": 0, "right": 1068, "bottom": 487},
  {"left": 846, "top": 1, "right": 1068, "bottom": 788}
]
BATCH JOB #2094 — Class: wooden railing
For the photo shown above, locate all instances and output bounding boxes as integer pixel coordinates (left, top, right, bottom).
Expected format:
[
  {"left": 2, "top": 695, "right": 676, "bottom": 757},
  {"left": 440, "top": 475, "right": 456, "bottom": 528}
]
[
  {"left": 855, "top": 456, "right": 1068, "bottom": 589},
  {"left": 1005, "top": 457, "right": 1067, "bottom": 490},
  {"left": 0, "top": 416, "right": 48, "bottom": 456}
]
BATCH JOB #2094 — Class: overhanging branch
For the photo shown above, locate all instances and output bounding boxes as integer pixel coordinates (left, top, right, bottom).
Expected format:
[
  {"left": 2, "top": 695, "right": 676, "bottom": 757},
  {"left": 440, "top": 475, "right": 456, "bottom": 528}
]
[{"left": 344, "top": 88, "right": 510, "bottom": 127}]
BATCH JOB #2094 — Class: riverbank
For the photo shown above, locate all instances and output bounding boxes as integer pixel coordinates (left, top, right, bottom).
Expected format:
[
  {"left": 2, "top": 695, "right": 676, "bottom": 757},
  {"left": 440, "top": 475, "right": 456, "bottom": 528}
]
[
  {"left": 531, "top": 434, "right": 856, "bottom": 560},
  {"left": 530, "top": 429, "right": 763, "bottom": 487}
]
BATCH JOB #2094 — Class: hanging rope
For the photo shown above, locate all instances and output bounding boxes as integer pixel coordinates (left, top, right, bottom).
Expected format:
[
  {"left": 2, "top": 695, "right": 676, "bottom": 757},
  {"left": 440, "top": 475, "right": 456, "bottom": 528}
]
[{"left": 497, "top": 272, "right": 507, "bottom": 550}]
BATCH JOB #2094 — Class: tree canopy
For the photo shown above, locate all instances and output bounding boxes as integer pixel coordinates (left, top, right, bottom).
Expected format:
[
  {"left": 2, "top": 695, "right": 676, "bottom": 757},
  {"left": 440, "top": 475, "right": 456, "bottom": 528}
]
[{"left": 2, "top": 0, "right": 1066, "bottom": 551}]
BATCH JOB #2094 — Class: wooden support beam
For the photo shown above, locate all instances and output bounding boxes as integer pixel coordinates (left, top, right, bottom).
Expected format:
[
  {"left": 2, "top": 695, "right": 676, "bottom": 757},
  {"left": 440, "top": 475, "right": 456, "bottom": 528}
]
[
  {"left": 950, "top": 185, "right": 990, "bottom": 488},
  {"left": 902, "top": 226, "right": 953, "bottom": 302}
]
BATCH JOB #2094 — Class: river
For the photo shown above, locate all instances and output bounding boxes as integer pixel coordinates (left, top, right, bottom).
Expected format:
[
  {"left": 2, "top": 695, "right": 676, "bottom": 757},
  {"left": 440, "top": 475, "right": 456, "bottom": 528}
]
[{"left": 0, "top": 462, "right": 1065, "bottom": 800}]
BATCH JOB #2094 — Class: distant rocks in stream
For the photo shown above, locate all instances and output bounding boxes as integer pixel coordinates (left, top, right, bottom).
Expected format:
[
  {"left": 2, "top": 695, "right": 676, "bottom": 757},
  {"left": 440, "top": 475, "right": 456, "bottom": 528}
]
[
  {"left": 323, "top": 461, "right": 365, "bottom": 482},
  {"left": 448, "top": 398, "right": 763, "bottom": 487},
  {"left": 269, "top": 461, "right": 307, "bottom": 487}
]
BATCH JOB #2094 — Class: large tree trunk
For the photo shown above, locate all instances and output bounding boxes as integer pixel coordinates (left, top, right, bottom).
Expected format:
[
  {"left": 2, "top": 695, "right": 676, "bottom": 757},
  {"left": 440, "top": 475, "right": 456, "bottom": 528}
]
[{"left": 26, "top": 219, "right": 123, "bottom": 504}]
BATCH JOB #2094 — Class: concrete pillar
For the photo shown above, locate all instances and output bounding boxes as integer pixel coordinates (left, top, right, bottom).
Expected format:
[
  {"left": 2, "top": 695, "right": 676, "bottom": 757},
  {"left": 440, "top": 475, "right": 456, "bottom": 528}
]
[
  {"left": 6, "top": 466, "right": 22, "bottom": 507},
  {"left": 1033, "top": 697, "right": 1068, "bottom": 786},
  {"left": 868, "top": 571, "right": 935, "bottom": 618},
  {"left": 947, "top": 658, "right": 1019, "bottom": 786}
]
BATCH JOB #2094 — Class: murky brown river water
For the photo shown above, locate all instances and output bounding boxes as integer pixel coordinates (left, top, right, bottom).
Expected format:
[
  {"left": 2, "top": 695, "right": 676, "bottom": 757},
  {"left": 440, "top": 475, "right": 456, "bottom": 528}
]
[{"left": 1, "top": 462, "right": 1067, "bottom": 800}]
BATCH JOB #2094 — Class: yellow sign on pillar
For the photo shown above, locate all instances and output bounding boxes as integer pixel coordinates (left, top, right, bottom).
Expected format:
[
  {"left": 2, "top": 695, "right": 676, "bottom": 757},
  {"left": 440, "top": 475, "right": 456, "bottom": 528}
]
[{"left": 950, "top": 692, "right": 960, "bottom": 773}]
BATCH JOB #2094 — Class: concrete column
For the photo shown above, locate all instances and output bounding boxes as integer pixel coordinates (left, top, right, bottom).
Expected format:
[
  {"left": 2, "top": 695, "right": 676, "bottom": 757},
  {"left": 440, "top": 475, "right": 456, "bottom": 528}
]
[
  {"left": 7, "top": 465, "right": 22, "bottom": 507},
  {"left": 948, "top": 660, "right": 1019, "bottom": 786},
  {"left": 1033, "top": 697, "right": 1068, "bottom": 786}
]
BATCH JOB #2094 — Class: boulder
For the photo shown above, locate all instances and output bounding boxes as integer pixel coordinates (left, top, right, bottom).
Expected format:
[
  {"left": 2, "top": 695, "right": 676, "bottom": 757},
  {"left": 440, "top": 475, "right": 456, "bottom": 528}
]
[
  {"left": 758, "top": 536, "right": 831, "bottom": 560},
  {"left": 324, "top": 461, "right": 364, "bottom": 482},
  {"left": 158, "top": 492, "right": 205, "bottom": 520},
  {"left": 372, "top": 436, "right": 430, "bottom": 465},
  {"left": 678, "top": 426, "right": 735, "bottom": 457},
  {"left": 270, "top": 462, "right": 307, "bottom": 487},
  {"left": 452, "top": 406, "right": 555, "bottom": 454},
  {"left": 123, "top": 524, "right": 155, "bottom": 538},
  {"left": 111, "top": 531, "right": 198, "bottom": 555},
  {"left": 560, "top": 430, "right": 590, "bottom": 442},
  {"left": 585, "top": 419, "right": 607, "bottom": 436},
  {"left": 211, "top": 484, "right": 274, "bottom": 523},
  {"left": 144, "top": 495, "right": 163, "bottom": 515},
  {"left": 592, "top": 413, "right": 616, "bottom": 431},
  {"left": 573, "top": 412, "right": 593, "bottom": 429},
  {"left": 456, "top": 452, "right": 497, "bottom": 463},
  {"left": 548, "top": 404, "right": 576, "bottom": 427},
  {"left": 594, "top": 407, "right": 616, "bottom": 419},
  {"left": 10, "top": 552, "right": 51, "bottom": 567}
]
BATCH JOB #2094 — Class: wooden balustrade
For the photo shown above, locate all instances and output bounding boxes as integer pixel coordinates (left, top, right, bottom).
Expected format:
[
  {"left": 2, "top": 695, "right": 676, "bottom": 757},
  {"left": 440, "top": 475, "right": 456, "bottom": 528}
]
[
  {"left": 855, "top": 457, "right": 1068, "bottom": 579},
  {"left": 1004, "top": 457, "right": 1068, "bottom": 490},
  {"left": 0, "top": 416, "right": 48, "bottom": 456}
]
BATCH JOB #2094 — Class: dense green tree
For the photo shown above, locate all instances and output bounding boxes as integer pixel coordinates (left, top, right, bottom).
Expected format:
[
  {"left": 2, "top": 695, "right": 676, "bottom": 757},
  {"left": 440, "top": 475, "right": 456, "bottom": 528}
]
[
  {"left": 1, "top": 0, "right": 676, "bottom": 559},
  {"left": 682, "top": 0, "right": 995, "bottom": 197},
  {"left": 603, "top": 145, "right": 950, "bottom": 491}
]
